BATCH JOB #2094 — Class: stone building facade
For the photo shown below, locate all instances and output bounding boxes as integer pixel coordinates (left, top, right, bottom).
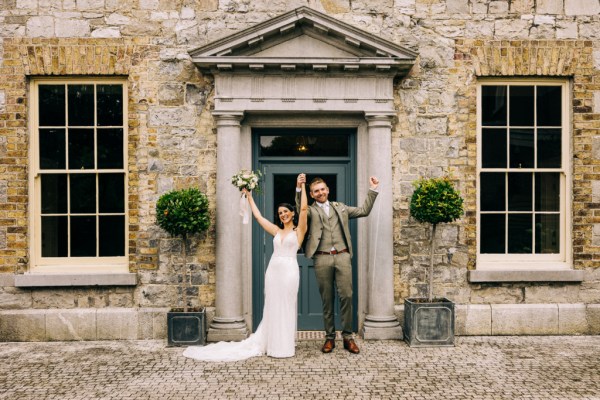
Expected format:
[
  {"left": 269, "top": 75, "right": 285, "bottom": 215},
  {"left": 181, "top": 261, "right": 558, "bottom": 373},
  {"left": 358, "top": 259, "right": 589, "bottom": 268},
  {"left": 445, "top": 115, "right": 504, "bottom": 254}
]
[{"left": 0, "top": 0, "right": 599, "bottom": 341}]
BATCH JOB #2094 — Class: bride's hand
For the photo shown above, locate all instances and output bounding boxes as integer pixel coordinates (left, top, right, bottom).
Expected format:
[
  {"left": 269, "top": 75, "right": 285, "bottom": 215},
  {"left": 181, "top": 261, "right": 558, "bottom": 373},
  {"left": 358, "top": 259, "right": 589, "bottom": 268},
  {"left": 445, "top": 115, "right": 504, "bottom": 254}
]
[{"left": 242, "top": 188, "right": 251, "bottom": 197}]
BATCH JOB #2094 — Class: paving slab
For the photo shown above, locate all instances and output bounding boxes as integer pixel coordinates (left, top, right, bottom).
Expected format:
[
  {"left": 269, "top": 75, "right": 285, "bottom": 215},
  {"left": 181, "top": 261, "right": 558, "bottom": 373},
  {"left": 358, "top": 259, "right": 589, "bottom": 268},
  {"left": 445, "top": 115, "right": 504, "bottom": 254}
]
[{"left": 0, "top": 336, "right": 599, "bottom": 399}]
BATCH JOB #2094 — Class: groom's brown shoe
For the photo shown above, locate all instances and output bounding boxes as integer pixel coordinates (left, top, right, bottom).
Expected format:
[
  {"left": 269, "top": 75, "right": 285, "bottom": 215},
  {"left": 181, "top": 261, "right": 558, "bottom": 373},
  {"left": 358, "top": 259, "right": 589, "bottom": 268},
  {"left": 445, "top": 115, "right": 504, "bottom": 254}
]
[
  {"left": 343, "top": 338, "right": 360, "bottom": 354},
  {"left": 321, "top": 339, "right": 335, "bottom": 353}
]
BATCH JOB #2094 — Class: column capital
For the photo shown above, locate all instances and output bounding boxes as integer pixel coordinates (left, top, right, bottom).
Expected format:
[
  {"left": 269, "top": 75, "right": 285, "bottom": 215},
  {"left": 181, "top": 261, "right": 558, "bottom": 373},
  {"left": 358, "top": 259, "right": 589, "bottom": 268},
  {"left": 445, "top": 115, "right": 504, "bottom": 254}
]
[
  {"left": 365, "top": 113, "right": 396, "bottom": 128},
  {"left": 212, "top": 111, "right": 244, "bottom": 127}
]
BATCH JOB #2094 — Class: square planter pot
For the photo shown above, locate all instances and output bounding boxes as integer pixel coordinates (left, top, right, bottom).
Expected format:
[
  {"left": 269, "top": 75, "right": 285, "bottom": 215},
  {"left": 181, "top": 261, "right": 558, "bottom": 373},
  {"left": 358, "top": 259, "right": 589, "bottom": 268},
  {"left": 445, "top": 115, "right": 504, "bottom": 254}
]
[
  {"left": 404, "top": 298, "right": 455, "bottom": 347},
  {"left": 167, "top": 308, "right": 206, "bottom": 347}
]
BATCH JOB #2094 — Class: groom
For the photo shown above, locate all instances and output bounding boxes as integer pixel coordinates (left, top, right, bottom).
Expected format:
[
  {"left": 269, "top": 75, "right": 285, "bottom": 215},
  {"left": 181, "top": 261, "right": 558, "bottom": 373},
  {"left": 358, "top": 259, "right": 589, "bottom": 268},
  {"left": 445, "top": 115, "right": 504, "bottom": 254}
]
[{"left": 296, "top": 174, "right": 379, "bottom": 354}]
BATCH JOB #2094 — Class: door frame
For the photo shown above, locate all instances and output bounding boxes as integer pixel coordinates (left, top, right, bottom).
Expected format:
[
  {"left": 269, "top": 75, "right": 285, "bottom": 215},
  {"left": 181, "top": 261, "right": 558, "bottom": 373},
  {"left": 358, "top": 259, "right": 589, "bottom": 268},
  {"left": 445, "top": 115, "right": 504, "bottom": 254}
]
[
  {"left": 238, "top": 113, "right": 371, "bottom": 332},
  {"left": 253, "top": 144, "right": 357, "bottom": 331}
]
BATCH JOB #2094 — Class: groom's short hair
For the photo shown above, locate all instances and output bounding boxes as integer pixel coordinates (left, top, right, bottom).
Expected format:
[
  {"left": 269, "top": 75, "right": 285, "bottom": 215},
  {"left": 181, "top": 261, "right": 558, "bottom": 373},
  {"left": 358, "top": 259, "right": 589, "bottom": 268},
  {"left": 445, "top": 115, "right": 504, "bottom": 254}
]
[{"left": 309, "top": 177, "right": 327, "bottom": 191}]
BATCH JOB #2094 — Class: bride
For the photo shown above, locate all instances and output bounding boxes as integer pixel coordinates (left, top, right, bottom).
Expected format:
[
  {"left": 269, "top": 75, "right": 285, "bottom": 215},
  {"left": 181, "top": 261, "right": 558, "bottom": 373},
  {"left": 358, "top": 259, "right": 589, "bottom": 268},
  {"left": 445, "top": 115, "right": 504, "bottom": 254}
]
[{"left": 183, "top": 182, "right": 308, "bottom": 361}]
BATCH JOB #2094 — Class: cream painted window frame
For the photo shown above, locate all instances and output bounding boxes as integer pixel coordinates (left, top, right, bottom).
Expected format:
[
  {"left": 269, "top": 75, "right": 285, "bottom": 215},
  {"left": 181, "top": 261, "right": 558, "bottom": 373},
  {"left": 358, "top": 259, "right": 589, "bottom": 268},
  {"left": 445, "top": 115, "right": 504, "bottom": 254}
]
[
  {"left": 29, "top": 77, "right": 129, "bottom": 274},
  {"left": 476, "top": 78, "right": 572, "bottom": 271}
]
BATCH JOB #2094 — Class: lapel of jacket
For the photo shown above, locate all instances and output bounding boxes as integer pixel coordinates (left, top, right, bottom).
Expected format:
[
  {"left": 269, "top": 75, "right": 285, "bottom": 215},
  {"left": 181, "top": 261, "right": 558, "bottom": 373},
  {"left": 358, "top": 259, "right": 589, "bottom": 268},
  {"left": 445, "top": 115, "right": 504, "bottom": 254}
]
[{"left": 311, "top": 202, "right": 326, "bottom": 225}]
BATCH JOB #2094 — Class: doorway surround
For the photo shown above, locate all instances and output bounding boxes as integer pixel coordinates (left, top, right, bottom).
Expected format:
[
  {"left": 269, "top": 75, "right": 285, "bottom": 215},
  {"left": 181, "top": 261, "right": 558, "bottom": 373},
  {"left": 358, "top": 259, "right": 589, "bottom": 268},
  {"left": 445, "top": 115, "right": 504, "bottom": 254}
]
[{"left": 190, "top": 6, "right": 417, "bottom": 341}]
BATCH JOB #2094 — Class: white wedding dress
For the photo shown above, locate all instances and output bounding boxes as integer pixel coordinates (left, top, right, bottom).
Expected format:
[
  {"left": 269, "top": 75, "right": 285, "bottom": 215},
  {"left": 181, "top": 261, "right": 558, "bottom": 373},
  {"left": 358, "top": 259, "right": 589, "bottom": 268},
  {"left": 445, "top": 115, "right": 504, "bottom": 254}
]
[{"left": 183, "top": 231, "right": 300, "bottom": 361}]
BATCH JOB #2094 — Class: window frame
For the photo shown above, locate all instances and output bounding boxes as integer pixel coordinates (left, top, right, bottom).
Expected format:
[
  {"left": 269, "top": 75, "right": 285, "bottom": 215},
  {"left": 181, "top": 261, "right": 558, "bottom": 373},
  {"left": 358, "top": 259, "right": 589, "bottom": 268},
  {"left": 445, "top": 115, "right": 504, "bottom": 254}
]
[
  {"left": 476, "top": 78, "right": 572, "bottom": 271},
  {"left": 29, "top": 77, "right": 129, "bottom": 274}
]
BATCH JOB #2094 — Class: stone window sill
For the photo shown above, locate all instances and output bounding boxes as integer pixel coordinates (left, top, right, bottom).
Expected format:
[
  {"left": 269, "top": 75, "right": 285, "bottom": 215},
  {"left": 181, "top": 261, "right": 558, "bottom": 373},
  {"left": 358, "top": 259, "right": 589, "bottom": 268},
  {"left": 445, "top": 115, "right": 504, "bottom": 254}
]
[
  {"left": 14, "top": 273, "right": 137, "bottom": 287},
  {"left": 468, "top": 269, "right": 583, "bottom": 283}
]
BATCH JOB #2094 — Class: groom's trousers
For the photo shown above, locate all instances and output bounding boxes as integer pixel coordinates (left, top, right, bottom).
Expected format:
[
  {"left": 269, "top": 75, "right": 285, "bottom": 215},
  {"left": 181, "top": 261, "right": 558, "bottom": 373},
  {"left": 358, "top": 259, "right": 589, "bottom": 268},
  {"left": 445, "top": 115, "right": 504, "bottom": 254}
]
[{"left": 313, "top": 252, "right": 353, "bottom": 340}]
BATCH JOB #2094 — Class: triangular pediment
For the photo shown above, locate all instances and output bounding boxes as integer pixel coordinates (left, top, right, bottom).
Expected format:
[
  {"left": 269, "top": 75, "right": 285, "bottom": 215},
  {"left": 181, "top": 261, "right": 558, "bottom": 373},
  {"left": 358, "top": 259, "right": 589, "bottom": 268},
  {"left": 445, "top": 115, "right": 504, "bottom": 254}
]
[{"left": 189, "top": 6, "right": 417, "bottom": 75}]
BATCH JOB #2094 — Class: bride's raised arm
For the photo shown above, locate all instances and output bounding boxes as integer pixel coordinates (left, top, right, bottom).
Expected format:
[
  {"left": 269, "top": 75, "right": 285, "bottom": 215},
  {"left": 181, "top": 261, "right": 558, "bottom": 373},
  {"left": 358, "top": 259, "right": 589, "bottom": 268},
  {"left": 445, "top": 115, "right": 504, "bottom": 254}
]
[
  {"left": 296, "top": 183, "right": 308, "bottom": 244},
  {"left": 243, "top": 188, "right": 279, "bottom": 237}
]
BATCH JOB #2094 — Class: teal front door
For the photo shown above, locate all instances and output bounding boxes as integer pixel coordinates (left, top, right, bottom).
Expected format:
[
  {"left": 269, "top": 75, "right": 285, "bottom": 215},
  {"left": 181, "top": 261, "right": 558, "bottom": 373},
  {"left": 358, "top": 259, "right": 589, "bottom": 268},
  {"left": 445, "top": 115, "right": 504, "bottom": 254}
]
[{"left": 252, "top": 128, "right": 357, "bottom": 331}]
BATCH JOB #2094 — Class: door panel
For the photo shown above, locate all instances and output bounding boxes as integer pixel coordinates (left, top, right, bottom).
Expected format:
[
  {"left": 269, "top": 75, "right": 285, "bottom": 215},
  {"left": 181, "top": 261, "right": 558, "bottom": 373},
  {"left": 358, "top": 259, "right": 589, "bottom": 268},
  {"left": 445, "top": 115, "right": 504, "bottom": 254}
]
[{"left": 253, "top": 163, "right": 353, "bottom": 331}]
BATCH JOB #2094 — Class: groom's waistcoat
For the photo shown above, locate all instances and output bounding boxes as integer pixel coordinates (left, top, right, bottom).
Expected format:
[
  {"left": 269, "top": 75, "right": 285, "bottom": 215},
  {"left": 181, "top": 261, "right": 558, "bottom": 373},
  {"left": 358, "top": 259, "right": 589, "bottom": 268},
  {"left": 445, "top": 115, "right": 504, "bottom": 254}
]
[{"left": 316, "top": 207, "right": 347, "bottom": 253}]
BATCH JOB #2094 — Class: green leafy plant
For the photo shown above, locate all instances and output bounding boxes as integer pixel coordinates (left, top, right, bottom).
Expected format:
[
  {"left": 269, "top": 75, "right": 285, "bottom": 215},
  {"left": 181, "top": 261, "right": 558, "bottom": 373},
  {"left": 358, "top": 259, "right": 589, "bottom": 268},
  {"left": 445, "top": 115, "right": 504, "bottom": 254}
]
[
  {"left": 410, "top": 177, "right": 464, "bottom": 302},
  {"left": 156, "top": 188, "right": 210, "bottom": 312}
]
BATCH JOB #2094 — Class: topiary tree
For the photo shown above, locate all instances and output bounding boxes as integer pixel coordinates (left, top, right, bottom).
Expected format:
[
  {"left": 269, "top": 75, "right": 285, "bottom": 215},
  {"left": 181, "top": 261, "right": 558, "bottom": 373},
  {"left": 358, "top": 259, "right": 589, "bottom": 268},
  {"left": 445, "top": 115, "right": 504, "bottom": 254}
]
[
  {"left": 409, "top": 177, "right": 464, "bottom": 302},
  {"left": 156, "top": 188, "right": 210, "bottom": 312}
]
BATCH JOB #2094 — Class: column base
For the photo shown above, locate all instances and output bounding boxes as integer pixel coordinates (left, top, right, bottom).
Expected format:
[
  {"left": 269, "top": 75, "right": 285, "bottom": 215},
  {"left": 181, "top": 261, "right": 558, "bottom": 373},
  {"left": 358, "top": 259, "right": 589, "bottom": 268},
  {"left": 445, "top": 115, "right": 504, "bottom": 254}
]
[
  {"left": 206, "top": 317, "right": 248, "bottom": 342},
  {"left": 362, "top": 316, "right": 403, "bottom": 340}
]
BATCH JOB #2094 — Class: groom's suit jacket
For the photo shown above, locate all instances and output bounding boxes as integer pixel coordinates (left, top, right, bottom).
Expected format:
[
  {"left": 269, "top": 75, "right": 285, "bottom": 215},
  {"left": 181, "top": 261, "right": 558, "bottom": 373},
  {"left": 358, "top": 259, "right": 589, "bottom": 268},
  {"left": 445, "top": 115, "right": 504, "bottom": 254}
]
[{"left": 296, "top": 189, "right": 378, "bottom": 259}]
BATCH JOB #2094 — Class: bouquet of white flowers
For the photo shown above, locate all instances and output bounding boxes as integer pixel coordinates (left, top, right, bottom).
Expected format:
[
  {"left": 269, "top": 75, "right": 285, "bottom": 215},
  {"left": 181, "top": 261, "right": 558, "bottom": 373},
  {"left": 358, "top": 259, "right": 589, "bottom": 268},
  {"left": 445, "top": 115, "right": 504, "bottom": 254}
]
[
  {"left": 231, "top": 169, "right": 262, "bottom": 224},
  {"left": 231, "top": 169, "right": 262, "bottom": 192}
]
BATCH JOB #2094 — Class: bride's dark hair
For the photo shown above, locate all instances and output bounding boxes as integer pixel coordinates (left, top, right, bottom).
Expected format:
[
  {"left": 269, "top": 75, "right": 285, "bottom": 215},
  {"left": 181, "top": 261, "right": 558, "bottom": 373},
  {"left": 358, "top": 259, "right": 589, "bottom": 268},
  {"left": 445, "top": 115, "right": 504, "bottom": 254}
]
[{"left": 275, "top": 203, "right": 298, "bottom": 228}]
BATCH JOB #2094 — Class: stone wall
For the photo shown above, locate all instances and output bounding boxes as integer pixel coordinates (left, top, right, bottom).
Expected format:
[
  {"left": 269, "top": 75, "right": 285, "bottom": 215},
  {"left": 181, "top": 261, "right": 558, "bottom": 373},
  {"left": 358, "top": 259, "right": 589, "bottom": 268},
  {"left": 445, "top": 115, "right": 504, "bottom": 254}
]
[{"left": 0, "top": 0, "right": 599, "bottom": 338}]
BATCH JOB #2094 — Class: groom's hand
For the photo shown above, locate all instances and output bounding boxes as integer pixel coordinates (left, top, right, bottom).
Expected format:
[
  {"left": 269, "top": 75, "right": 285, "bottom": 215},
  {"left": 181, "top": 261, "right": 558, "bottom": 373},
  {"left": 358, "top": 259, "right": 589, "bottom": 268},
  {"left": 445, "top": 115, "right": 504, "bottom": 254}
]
[
  {"left": 297, "top": 173, "right": 306, "bottom": 188},
  {"left": 369, "top": 176, "right": 379, "bottom": 190}
]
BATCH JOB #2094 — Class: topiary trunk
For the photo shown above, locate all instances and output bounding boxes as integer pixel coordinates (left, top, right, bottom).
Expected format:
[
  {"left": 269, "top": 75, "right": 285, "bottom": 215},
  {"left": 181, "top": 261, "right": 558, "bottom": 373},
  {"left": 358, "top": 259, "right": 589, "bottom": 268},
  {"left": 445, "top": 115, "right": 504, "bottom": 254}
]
[
  {"left": 182, "top": 233, "right": 188, "bottom": 313},
  {"left": 428, "top": 224, "right": 437, "bottom": 302}
]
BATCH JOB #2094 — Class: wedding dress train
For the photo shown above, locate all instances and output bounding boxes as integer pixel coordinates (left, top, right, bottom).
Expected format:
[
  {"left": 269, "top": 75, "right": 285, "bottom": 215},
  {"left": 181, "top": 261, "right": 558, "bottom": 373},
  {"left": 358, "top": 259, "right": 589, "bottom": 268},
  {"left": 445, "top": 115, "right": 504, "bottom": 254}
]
[{"left": 183, "top": 231, "right": 300, "bottom": 361}]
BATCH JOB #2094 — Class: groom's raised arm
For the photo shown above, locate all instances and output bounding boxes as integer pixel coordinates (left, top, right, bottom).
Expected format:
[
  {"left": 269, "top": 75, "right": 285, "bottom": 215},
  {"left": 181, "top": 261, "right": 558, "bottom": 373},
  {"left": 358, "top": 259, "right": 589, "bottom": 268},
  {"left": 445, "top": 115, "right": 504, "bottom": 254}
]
[{"left": 346, "top": 176, "right": 379, "bottom": 219}]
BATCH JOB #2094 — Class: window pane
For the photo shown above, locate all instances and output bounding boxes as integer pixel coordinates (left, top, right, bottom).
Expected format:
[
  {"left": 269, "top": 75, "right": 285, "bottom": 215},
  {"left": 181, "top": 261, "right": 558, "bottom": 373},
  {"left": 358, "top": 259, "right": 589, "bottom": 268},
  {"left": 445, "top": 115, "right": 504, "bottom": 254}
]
[
  {"left": 41, "top": 174, "right": 68, "bottom": 214},
  {"left": 70, "top": 174, "right": 96, "bottom": 213},
  {"left": 259, "top": 135, "right": 349, "bottom": 157},
  {"left": 537, "top": 86, "right": 561, "bottom": 127},
  {"left": 97, "top": 85, "right": 123, "bottom": 126},
  {"left": 508, "top": 173, "right": 532, "bottom": 211},
  {"left": 509, "top": 86, "right": 534, "bottom": 126},
  {"left": 480, "top": 172, "right": 505, "bottom": 211},
  {"left": 39, "top": 129, "right": 66, "bottom": 169},
  {"left": 68, "top": 129, "right": 95, "bottom": 170},
  {"left": 509, "top": 129, "right": 534, "bottom": 168},
  {"left": 480, "top": 214, "right": 505, "bottom": 253},
  {"left": 482, "top": 128, "right": 507, "bottom": 168},
  {"left": 535, "top": 214, "right": 559, "bottom": 254},
  {"left": 537, "top": 128, "right": 561, "bottom": 168},
  {"left": 481, "top": 86, "right": 507, "bottom": 126},
  {"left": 508, "top": 214, "right": 532, "bottom": 253},
  {"left": 41, "top": 216, "right": 68, "bottom": 257},
  {"left": 68, "top": 85, "right": 94, "bottom": 126},
  {"left": 97, "top": 128, "right": 124, "bottom": 169},
  {"left": 535, "top": 173, "right": 560, "bottom": 211},
  {"left": 99, "top": 173, "right": 124, "bottom": 213},
  {"left": 39, "top": 85, "right": 65, "bottom": 126},
  {"left": 71, "top": 216, "right": 96, "bottom": 257},
  {"left": 99, "top": 216, "right": 125, "bottom": 256}
]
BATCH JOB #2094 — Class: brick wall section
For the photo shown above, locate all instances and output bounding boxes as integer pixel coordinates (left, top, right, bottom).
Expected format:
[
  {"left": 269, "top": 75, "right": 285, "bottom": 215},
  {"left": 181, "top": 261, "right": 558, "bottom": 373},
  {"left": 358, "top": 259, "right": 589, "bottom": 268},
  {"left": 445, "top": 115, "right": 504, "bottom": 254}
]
[
  {"left": 453, "top": 39, "right": 600, "bottom": 273},
  {"left": 394, "top": 38, "right": 600, "bottom": 304},
  {"left": 0, "top": 37, "right": 217, "bottom": 308}
]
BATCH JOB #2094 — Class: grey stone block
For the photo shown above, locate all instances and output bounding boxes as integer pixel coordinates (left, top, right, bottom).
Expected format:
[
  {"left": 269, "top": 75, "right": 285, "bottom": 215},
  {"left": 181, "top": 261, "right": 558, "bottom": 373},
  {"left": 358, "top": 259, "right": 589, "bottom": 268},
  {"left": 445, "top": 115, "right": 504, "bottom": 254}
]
[
  {"left": 457, "top": 304, "right": 492, "bottom": 335},
  {"left": 45, "top": 309, "right": 97, "bottom": 341},
  {"left": 97, "top": 308, "right": 139, "bottom": 340},
  {"left": 558, "top": 304, "right": 587, "bottom": 335},
  {"left": 587, "top": 304, "right": 600, "bottom": 335},
  {"left": 492, "top": 304, "right": 558, "bottom": 335},
  {"left": 138, "top": 308, "right": 169, "bottom": 340},
  {"left": 0, "top": 310, "right": 46, "bottom": 341}
]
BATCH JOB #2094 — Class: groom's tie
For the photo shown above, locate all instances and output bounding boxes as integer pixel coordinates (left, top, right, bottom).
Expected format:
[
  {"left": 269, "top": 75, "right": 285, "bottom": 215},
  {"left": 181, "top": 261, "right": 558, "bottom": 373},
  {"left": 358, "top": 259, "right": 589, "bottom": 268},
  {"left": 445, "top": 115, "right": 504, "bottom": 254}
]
[{"left": 321, "top": 202, "right": 329, "bottom": 217}]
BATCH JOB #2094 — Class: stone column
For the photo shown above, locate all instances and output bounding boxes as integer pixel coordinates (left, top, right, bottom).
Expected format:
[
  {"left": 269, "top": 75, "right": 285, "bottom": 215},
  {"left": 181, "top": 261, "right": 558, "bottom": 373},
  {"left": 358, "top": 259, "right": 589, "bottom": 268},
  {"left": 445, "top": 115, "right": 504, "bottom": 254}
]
[
  {"left": 207, "top": 112, "right": 248, "bottom": 342},
  {"left": 362, "top": 113, "right": 403, "bottom": 340}
]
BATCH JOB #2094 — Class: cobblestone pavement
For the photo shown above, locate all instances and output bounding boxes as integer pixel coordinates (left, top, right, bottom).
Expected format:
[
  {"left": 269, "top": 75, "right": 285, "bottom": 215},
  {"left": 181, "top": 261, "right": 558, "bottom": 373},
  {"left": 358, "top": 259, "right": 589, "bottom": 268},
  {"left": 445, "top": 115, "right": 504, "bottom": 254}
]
[{"left": 1, "top": 336, "right": 599, "bottom": 400}]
